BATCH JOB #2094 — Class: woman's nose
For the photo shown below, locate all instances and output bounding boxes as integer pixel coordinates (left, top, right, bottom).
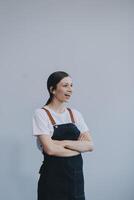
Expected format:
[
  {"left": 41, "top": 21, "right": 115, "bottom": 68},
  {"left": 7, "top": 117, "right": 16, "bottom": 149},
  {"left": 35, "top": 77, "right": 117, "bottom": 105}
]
[{"left": 67, "top": 88, "right": 73, "bottom": 93}]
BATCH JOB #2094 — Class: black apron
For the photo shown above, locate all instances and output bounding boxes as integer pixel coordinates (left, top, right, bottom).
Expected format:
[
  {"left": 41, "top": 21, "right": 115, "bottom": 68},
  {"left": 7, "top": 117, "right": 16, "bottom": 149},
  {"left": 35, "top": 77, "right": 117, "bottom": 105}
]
[{"left": 37, "top": 107, "right": 85, "bottom": 200}]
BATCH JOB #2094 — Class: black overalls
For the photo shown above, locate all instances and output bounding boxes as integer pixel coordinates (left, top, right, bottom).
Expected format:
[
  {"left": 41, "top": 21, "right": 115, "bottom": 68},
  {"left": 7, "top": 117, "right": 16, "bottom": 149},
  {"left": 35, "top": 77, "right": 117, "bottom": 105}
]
[{"left": 37, "top": 107, "right": 85, "bottom": 200}]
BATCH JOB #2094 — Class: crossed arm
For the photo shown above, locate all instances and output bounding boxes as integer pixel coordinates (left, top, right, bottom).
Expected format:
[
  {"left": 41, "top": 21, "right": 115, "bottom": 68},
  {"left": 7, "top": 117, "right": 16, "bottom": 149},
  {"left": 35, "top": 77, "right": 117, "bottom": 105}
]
[
  {"left": 52, "top": 131, "right": 94, "bottom": 153},
  {"left": 38, "top": 131, "right": 94, "bottom": 157}
]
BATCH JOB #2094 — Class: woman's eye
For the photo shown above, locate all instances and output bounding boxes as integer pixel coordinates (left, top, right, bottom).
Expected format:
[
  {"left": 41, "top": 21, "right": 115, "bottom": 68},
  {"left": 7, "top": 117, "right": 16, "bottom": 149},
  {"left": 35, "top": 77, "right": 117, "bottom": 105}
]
[{"left": 63, "top": 85, "right": 73, "bottom": 87}]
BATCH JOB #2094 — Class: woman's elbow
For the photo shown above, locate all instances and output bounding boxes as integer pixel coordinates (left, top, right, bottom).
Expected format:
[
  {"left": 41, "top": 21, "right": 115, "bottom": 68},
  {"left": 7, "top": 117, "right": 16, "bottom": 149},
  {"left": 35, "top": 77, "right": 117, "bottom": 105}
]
[
  {"left": 47, "top": 149, "right": 54, "bottom": 155},
  {"left": 88, "top": 146, "right": 94, "bottom": 152},
  {"left": 88, "top": 141, "right": 94, "bottom": 152},
  {"left": 42, "top": 146, "right": 54, "bottom": 155}
]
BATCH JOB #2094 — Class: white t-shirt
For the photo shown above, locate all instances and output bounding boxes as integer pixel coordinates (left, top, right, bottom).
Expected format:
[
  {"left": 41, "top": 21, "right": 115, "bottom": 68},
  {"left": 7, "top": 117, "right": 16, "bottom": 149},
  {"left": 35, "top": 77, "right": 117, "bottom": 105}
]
[{"left": 32, "top": 106, "right": 90, "bottom": 151}]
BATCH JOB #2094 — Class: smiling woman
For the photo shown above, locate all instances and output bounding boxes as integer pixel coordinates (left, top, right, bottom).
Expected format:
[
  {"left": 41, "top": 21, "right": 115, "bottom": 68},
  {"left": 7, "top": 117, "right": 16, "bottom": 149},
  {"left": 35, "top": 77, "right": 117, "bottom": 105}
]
[
  {"left": 49, "top": 75, "right": 73, "bottom": 105},
  {"left": 32, "top": 71, "right": 94, "bottom": 200},
  {"left": 45, "top": 71, "right": 73, "bottom": 107}
]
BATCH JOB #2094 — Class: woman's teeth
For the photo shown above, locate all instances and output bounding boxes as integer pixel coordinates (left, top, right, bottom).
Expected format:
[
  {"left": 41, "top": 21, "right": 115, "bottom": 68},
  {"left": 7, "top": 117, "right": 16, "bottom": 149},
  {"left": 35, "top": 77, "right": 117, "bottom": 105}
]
[{"left": 65, "top": 94, "right": 70, "bottom": 97}]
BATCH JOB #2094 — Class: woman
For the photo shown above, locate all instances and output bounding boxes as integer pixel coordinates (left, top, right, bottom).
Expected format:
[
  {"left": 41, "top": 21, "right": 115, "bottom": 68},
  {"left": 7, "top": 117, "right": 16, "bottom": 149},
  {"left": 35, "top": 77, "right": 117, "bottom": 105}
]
[{"left": 32, "top": 71, "right": 94, "bottom": 200}]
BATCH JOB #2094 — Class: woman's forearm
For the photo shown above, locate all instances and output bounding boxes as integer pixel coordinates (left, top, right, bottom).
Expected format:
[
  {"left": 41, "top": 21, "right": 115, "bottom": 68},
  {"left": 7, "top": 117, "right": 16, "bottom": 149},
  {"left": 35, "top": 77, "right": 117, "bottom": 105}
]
[
  {"left": 64, "top": 140, "right": 94, "bottom": 152},
  {"left": 52, "top": 139, "right": 94, "bottom": 153},
  {"left": 49, "top": 144, "right": 80, "bottom": 157},
  {"left": 52, "top": 140, "right": 66, "bottom": 146}
]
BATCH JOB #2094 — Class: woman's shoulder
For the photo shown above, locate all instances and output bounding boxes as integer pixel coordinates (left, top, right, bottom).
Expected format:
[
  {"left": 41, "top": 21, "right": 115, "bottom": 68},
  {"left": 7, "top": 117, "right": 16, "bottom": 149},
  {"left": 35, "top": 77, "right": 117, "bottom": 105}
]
[
  {"left": 69, "top": 107, "right": 84, "bottom": 120},
  {"left": 33, "top": 107, "right": 45, "bottom": 114},
  {"left": 33, "top": 107, "right": 48, "bottom": 119},
  {"left": 69, "top": 107, "right": 82, "bottom": 115},
  {"left": 69, "top": 107, "right": 89, "bottom": 132}
]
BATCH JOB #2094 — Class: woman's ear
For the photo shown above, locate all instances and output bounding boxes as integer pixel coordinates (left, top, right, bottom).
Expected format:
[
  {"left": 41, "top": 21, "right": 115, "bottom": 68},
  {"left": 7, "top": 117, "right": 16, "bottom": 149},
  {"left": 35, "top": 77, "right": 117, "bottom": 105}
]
[
  {"left": 50, "top": 86, "right": 53, "bottom": 93},
  {"left": 50, "top": 86, "right": 55, "bottom": 94}
]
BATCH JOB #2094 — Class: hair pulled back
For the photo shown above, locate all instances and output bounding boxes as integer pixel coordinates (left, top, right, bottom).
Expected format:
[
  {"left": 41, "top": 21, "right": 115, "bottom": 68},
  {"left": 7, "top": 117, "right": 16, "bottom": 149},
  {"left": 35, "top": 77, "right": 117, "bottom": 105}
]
[{"left": 45, "top": 71, "right": 70, "bottom": 105}]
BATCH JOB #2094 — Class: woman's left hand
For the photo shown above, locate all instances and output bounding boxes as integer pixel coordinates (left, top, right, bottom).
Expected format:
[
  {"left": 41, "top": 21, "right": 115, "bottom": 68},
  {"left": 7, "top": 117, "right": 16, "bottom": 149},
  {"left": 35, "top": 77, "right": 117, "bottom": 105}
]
[{"left": 78, "top": 133, "right": 90, "bottom": 141}]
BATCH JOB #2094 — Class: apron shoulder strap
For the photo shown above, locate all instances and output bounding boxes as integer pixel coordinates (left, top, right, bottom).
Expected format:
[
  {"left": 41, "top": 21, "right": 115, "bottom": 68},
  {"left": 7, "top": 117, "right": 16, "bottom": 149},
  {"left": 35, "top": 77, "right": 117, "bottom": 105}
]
[
  {"left": 67, "top": 108, "right": 75, "bottom": 123},
  {"left": 41, "top": 107, "right": 56, "bottom": 125},
  {"left": 41, "top": 107, "right": 75, "bottom": 125}
]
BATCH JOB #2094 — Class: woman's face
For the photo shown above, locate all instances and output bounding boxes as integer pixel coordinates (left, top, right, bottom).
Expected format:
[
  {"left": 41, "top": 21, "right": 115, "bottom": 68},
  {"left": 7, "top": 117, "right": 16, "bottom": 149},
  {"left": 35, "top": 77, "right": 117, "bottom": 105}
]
[{"left": 52, "top": 76, "right": 73, "bottom": 102}]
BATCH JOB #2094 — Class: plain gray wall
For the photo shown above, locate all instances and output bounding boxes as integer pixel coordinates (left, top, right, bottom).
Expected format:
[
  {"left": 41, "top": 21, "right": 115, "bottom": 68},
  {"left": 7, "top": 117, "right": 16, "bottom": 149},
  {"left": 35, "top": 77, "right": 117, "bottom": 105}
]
[{"left": 0, "top": 0, "right": 133, "bottom": 199}]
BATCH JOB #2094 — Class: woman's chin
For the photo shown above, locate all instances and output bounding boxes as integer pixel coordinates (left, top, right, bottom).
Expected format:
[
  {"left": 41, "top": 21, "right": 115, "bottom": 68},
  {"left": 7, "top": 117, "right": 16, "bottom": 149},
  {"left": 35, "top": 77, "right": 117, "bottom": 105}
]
[{"left": 62, "top": 98, "right": 69, "bottom": 103}]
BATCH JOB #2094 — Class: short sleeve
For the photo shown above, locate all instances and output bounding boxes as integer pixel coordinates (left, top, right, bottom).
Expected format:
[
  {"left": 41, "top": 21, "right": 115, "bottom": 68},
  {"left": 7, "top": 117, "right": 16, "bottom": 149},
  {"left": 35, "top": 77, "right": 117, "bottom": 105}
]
[
  {"left": 32, "top": 109, "right": 51, "bottom": 136},
  {"left": 72, "top": 109, "right": 90, "bottom": 133}
]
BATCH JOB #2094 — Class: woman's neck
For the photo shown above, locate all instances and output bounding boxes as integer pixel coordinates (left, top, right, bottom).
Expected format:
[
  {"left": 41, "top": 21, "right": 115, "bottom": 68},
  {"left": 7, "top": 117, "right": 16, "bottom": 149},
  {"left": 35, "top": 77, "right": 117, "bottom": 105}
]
[{"left": 46, "top": 100, "right": 66, "bottom": 114}]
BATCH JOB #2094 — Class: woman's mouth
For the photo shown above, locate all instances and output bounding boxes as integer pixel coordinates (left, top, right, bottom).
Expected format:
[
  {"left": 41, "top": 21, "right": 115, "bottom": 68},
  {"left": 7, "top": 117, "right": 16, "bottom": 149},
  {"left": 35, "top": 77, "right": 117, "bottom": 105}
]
[{"left": 64, "top": 94, "right": 71, "bottom": 98}]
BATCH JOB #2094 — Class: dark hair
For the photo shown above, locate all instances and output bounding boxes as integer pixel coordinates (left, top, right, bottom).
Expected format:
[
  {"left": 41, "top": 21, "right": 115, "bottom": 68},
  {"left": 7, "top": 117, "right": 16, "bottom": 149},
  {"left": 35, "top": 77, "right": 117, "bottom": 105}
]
[{"left": 44, "top": 71, "right": 70, "bottom": 105}]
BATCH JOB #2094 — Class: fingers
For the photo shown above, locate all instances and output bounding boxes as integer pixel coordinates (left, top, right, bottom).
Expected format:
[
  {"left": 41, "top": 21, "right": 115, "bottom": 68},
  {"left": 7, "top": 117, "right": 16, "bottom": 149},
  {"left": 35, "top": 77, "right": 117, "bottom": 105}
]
[{"left": 78, "top": 134, "right": 88, "bottom": 141}]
